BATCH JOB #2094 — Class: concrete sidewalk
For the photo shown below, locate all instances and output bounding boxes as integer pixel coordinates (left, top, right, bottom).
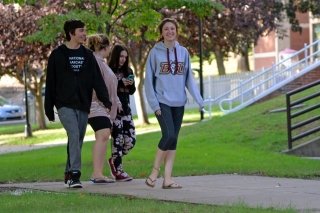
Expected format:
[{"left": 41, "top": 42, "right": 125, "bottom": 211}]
[{"left": 1, "top": 174, "right": 320, "bottom": 212}]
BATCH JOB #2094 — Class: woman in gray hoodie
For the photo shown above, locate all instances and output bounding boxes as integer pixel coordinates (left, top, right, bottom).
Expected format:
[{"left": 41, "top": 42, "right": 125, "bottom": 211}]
[{"left": 144, "top": 18, "right": 204, "bottom": 189}]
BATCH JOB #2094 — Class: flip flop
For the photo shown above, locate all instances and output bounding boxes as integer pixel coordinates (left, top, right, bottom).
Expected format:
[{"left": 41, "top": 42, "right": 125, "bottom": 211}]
[
  {"left": 90, "top": 177, "right": 115, "bottom": 184},
  {"left": 145, "top": 177, "right": 156, "bottom": 188},
  {"left": 162, "top": 182, "right": 182, "bottom": 189}
]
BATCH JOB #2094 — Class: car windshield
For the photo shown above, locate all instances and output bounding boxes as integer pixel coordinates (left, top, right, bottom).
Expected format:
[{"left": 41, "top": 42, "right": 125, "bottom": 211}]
[{"left": 0, "top": 96, "right": 9, "bottom": 106}]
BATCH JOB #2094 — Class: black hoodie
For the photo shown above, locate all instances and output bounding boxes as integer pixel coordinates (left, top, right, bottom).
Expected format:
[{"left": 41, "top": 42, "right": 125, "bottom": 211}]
[{"left": 45, "top": 44, "right": 111, "bottom": 121}]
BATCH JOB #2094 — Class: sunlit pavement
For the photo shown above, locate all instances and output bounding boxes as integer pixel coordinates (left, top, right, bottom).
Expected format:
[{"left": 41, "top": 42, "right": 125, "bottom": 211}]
[{"left": 1, "top": 174, "right": 320, "bottom": 212}]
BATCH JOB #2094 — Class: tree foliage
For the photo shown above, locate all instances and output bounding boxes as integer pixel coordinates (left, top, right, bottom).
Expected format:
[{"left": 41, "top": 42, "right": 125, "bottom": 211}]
[
  {"left": 1, "top": 0, "right": 319, "bottom": 129},
  {"left": 171, "top": 0, "right": 283, "bottom": 74},
  {"left": 107, "top": 0, "right": 223, "bottom": 123},
  {"left": 26, "top": 0, "right": 223, "bottom": 125},
  {"left": 0, "top": 0, "right": 223, "bottom": 127},
  {"left": 0, "top": 3, "right": 59, "bottom": 129},
  {"left": 175, "top": 0, "right": 320, "bottom": 74},
  {"left": 285, "top": 0, "right": 320, "bottom": 32}
]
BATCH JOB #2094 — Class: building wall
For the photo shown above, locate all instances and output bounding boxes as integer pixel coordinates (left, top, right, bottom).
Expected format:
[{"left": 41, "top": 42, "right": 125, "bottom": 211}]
[
  {"left": 254, "top": 31, "right": 277, "bottom": 70},
  {"left": 296, "top": 12, "right": 309, "bottom": 24},
  {"left": 254, "top": 12, "right": 311, "bottom": 70},
  {"left": 254, "top": 57, "right": 275, "bottom": 71},
  {"left": 254, "top": 31, "right": 276, "bottom": 53},
  {"left": 290, "top": 28, "right": 310, "bottom": 55}
]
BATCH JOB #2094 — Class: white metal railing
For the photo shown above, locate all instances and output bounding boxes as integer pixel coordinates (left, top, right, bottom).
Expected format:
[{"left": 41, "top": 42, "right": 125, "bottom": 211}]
[{"left": 204, "top": 39, "right": 320, "bottom": 116}]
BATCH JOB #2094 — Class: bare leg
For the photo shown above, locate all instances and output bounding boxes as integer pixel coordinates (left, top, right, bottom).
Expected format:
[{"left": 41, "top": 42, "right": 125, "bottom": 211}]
[
  {"left": 92, "top": 128, "right": 110, "bottom": 178},
  {"left": 163, "top": 150, "right": 176, "bottom": 185},
  {"left": 149, "top": 148, "right": 166, "bottom": 180},
  {"left": 146, "top": 148, "right": 166, "bottom": 187}
]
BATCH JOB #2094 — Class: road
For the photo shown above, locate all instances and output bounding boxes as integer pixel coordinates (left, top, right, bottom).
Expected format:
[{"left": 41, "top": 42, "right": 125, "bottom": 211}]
[{"left": 0, "top": 119, "right": 25, "bottom": 126}]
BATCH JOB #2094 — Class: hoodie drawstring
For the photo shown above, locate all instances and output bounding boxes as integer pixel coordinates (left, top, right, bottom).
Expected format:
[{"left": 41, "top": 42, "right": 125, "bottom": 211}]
[{"left": 166, "top": 47, "right": 178, "bottom": 75}]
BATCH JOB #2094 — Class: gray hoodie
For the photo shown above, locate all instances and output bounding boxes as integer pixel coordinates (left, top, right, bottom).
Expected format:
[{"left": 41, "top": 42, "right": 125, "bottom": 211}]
[{"left": 144, "top": 41, "right": 204, "bottom": 112}]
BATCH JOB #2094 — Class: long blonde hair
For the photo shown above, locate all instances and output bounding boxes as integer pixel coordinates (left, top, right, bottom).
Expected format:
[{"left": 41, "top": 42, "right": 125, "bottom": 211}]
[{"left": 86, "top": 34, "right": 110, "bottom": 52}]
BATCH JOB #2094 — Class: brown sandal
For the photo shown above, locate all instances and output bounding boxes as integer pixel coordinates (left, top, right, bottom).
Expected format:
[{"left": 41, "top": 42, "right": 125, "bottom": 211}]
[
  {"left": 145, "top": 167, "right": 160, "bottom": 188},
  {"left": 162, "top": 182, "right": 182, "bottom": 189},
  {"left": 145, "top": 177, "right": 156, "bottom": 188}
]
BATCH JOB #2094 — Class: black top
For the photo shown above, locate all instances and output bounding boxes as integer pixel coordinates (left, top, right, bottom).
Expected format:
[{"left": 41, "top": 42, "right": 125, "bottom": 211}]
[
  {"left": 44, "top": 44, "right": 112, "bottom": 121},
  {"left": 110, "top": 66, "right": 136, "bottom": 115}
]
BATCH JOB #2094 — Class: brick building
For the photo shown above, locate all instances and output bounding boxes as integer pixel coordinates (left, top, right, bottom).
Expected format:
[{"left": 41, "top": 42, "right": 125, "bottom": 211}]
[{"left": 254, "top": 13, "right": 320, "bottom": 71}]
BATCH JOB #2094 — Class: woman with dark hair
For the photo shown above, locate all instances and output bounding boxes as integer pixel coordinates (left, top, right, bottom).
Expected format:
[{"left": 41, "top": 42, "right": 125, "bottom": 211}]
[
  {"left": 144, "top": 18, "right": 204, "bottom": 189},
  {"left": 86, "top": 34, "right": 121, "bottom": 184},
  {"left": 108, "top": 44, "right": 136, "bottom": 181}
]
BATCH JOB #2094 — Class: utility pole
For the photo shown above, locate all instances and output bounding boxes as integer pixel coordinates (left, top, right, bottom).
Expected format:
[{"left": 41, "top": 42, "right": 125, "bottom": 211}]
[
  {"left": 24, "top": 61, "right": 32, "bottom": 137},
  {"left": 199, "top": 18, "right": 204, "bottom": 120}
]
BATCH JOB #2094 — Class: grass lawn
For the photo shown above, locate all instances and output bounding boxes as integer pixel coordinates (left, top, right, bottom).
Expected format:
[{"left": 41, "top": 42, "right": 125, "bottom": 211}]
[
  {"left": 0, "top": 89, "right": 319, "bottom": 212},
  {"left": 0, "top": 190, "right": 296, "bottom": 213}
]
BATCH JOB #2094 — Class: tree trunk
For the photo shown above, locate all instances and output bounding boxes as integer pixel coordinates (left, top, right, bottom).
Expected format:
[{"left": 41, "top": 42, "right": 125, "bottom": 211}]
[
  {"left": 243, "top": 49, "right": 250, "bottom": 71},
  {"left": 214, "top": 49, "right": 226, "bottom": 75},
  {"left": 35, "top": 93, "right": 46, "bottom": 129},
  {"left": 129, "top": 55, "right": 150, "bottom": 125},
  {"left": 236, "top": 55, "right": 247, "bottom": 72},
  {"left": 237, "top": 45, "right": 251, "bottom": 72},
  {"left": 134, "top": 77, "right": 149, "bottom": 125}
]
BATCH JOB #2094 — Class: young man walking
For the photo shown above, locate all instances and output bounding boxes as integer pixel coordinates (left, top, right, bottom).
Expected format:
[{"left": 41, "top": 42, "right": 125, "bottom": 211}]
[{"left": 45, "top": 19, "right": 112, "bottom": 188}]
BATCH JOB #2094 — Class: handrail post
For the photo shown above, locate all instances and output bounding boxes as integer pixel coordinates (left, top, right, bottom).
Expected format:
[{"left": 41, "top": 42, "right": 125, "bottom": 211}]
[
  {"left": 240, "top": 80, "right": 244, "bottom": 105},
  {"left": 208, "top": 74, "right": 212, "bottom": 118},
  {"left": 286, "top": 79, "right": 320, "bottom": 150},
  {"left": 304, "top": 43, "right": 308, "bottom": 66},
  {"left": 208, "top": 98, "right": 212, "bottom": 118},
  {"left": 272, "top": 63, "right": 275, "bottom": 85},
  {"left": 286, "top": 93, "right": 292, "bottom": 149}
]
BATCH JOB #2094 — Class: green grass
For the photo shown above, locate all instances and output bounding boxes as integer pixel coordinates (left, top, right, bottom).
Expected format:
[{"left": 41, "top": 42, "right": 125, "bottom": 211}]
[
  {"left": 0, "top": 110, "right": 203, "bottom": 145},
  {"left": 0, "top": 89, "right": 319, "bottom": 212},
  {"left": 0, "top": 124, "right": 92, "bottom": 145},
  {"left": 0, "top": 91, "right": 320, "bottom": 181},
  {"left": 0, "top": 121, "right": 63, "bottom": 135},
  {"left": 0, "top": 190, "right": 296, "bottom": 213}
]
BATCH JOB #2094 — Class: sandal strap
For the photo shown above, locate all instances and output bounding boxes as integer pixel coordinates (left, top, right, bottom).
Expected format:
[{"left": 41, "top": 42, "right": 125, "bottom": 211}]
[
  {"left": 153, "top": 167, "right": 160, "bottom": 171},
  {"left": 147, "top": 176, "right": 156, "bottom": 183},
  {"left": 145, "top": 176, "right": 157, "bottom": 188},
  {"left": 162, "top": 182, "right": 182, "bottom": 189}
]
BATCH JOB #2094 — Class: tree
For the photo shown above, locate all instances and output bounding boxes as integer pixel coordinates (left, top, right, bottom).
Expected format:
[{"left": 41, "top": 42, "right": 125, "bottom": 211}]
[
  {"left": 224, "top": 0, "right": 283, "bottom": 72},
  {"left": 111, "top": 3, "right": 161, "bottom": 124},
  {"left": 28, "top": 0, "right": 223, "bottom": 125},
  {"left": 177, "top": 0, "right": 284, "bottom": 74},
  {"left": 29, "top": 0, "right": 160, "bottom": 125},
  {"left": 112, "top": 0, "right": 223, "bottom": 123},
  {"left": 285, "top": 0, "right": 320, "bottom": 32},
  {"left": 0, "top": 3, "right": 58, "bottom": 129},
  {"left": 202, "top": 0, "right": 320, "bottom": 74}
]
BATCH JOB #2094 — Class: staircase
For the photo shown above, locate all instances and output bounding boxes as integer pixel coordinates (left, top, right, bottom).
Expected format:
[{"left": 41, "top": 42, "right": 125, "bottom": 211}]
[{"left": 204, "top": 39, "right": 320, "bottom": 116}]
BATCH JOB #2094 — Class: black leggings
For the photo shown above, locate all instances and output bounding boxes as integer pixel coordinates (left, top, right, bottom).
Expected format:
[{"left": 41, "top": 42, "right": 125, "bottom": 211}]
[{"left": 156, "top": 103, "right": 184, "bottom": 151}]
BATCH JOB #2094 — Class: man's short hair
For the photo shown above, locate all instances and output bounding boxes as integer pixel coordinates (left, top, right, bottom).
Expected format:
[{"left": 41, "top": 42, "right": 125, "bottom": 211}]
[{"left": 63, "top": 19, "right": 85, "bottom": 41}]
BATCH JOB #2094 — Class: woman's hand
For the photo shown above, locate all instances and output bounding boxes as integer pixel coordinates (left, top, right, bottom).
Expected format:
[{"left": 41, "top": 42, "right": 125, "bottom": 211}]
[
  {"left": 155, "top": 109, "right": 161, "bottom": 116},
  {"left": 122, "top": 78, "right": 133, "bottom": 86},
  {"left": 127, "top": 79, "right": 134, "bottom": 85},
  {"left": 117, "top": 103, "right": 123, "bottom": 113}
]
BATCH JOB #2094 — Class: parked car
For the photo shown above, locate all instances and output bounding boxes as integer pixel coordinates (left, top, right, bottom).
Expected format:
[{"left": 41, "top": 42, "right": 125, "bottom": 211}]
[{"left": 0, "top": 96, "right": 25, "bottom": 121}]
